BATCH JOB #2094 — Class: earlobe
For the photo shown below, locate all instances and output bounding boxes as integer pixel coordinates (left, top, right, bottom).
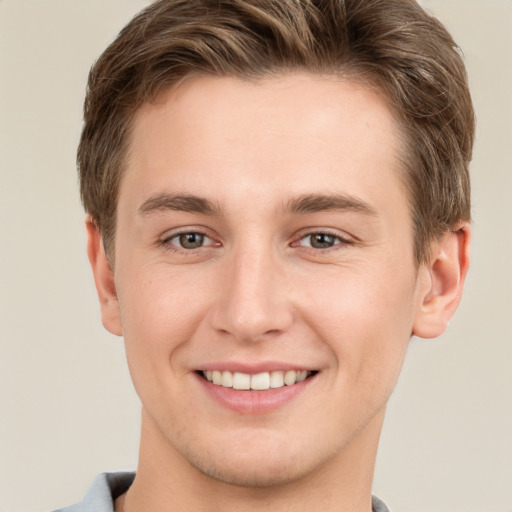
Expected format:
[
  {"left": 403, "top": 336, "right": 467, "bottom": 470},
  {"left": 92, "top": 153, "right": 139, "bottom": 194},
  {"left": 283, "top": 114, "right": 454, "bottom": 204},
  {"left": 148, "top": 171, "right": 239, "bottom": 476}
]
[
  {"left": 86, "top": 216, "right": 123, "bottom": 336},
  {"left": 412, "top": 224, "right": 471, "bottom": 339}
]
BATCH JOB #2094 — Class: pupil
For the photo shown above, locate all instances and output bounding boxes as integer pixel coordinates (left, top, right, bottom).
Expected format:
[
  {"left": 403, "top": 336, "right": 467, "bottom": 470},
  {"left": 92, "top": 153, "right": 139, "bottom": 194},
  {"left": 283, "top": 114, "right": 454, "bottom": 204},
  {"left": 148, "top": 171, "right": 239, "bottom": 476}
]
[
  {"left": 311, "top": 234, "right": 334, "bottom": 248},
  {"left": 180, "top": 233, "right": 203, "bottom": 249}
]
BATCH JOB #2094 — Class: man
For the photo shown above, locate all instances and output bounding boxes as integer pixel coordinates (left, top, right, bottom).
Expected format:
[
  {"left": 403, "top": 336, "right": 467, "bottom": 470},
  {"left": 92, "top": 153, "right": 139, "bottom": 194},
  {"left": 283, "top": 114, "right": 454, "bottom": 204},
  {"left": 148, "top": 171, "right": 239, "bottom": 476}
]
[{"left": 58, "top": 0, "right": 474, "bottom": 510}]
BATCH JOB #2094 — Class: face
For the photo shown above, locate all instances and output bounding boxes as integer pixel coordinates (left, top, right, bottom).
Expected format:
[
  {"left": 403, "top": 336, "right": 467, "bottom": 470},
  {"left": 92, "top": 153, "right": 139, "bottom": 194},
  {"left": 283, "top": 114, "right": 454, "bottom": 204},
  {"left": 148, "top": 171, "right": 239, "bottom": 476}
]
[{"left": 105, "top": 74, "right": 430, "bottom": 486}]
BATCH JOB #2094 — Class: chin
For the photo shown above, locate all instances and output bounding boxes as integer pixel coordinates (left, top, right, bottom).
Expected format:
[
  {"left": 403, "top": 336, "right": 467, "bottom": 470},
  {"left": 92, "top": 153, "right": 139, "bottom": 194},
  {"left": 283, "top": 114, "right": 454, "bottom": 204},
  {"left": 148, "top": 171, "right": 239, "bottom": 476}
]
[
  {"left": 173, "top": 428, "right": 334, "bottom": 489},
  {"left": 190, "top": 452, "right": 311, "bottom": 488}
]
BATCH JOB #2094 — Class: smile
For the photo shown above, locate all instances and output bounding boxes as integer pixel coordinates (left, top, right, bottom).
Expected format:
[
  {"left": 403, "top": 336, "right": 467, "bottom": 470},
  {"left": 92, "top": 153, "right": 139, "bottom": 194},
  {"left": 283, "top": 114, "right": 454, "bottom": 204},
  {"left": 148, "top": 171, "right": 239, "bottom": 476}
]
[
  {"left": 196, "top": 367, "right": 318, "bottom": 414},
  {"left": 201, "top": 370, "right": 313, "bottom": 390}
]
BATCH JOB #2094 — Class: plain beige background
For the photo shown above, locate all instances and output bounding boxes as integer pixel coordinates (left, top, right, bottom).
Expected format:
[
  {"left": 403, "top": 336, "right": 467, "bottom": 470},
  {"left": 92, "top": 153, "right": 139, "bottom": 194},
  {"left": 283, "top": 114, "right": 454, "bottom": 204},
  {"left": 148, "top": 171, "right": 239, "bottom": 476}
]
[{"left": 0, "top": 1, "right": 510, "bottom": 511}]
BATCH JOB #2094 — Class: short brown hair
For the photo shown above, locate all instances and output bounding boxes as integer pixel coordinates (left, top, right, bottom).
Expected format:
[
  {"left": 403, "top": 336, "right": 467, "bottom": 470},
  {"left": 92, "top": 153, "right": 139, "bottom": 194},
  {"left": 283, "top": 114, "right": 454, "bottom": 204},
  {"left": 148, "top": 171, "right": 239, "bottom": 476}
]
[{"left": 78, "top": 0, "right": 474, "bottom": 263}]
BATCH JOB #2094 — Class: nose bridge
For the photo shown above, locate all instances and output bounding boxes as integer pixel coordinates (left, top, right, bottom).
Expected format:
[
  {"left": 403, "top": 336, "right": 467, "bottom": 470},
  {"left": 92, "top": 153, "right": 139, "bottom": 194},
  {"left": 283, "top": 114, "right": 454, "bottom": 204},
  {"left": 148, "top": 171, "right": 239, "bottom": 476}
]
[{"left": 212, "top": 238, "right": 293, "bottom": 342}]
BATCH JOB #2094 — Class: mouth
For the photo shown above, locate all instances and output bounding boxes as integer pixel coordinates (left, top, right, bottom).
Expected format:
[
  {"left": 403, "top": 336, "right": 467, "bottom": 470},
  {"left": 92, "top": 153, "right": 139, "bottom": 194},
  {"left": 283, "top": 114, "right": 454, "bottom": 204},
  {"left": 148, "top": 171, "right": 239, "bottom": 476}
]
[
  {"left": 199, "top": 369, "right": 316, "bottom": 391},
  {"left": 194, "top": 364, "right": 319, "bottom": 414}
]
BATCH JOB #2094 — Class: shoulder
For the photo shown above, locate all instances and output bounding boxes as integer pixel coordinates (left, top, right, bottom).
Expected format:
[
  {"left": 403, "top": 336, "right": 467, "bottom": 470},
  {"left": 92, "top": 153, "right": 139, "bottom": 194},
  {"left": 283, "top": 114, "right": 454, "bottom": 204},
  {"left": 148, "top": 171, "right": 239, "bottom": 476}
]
[
  {"left": 50, "top": 472, "right": 135, "bottom": 512},
  {"left": 372, "top": 495, "right": 392, "bottom": 512}
]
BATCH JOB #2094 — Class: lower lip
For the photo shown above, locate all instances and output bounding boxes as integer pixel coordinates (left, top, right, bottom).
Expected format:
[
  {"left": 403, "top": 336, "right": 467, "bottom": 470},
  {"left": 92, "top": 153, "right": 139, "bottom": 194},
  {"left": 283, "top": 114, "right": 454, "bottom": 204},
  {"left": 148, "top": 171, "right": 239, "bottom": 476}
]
[{"left": 195, "top": 373, "right": 316, "bottom": 415}]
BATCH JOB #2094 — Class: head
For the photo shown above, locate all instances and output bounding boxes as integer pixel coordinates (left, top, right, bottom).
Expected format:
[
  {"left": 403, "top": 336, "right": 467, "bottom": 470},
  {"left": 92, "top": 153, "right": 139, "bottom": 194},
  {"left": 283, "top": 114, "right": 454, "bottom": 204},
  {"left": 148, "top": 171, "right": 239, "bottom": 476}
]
[
  {"left": 79, "top": 0, "right": 474, "bottom": 266},
  {"left": 81, "top": 0, "right": 474, "bottom": 495}
]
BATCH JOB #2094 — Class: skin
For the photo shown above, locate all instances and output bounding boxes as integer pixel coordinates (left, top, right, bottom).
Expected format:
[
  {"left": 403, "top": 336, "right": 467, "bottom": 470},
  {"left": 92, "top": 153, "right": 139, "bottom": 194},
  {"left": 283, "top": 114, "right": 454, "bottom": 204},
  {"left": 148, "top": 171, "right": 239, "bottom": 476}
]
[{"left": 88, "top": 73, "right": 470, "bottom": 512}]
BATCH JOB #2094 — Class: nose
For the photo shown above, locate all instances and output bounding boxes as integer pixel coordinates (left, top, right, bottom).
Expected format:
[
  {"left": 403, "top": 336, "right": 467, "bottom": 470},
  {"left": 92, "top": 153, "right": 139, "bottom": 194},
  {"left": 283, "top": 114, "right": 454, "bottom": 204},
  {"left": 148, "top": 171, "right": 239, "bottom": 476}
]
[{"left": 210, "top": 244, "right": 295, "bottom": 343}]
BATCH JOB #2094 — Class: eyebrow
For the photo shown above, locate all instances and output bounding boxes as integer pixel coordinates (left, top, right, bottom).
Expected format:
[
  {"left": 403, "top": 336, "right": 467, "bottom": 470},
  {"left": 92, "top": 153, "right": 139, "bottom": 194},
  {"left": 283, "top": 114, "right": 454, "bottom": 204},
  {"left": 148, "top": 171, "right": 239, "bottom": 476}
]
[
  {"left": 138, "top": 193, "right": 222, "bottom": 216},
  {"left": 284, "top": 193, "right": 378, "bottom": 216},
  {"left": 137, "top": 192, "right": 377, "bottom": 218}
]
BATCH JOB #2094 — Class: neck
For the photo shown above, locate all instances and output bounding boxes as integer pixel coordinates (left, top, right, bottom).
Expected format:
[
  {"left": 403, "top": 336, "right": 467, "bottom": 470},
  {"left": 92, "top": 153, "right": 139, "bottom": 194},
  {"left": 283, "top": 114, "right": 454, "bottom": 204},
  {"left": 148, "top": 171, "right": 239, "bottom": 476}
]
[{"left": 119, "top": 407, "right": 385, "bottom": 512}]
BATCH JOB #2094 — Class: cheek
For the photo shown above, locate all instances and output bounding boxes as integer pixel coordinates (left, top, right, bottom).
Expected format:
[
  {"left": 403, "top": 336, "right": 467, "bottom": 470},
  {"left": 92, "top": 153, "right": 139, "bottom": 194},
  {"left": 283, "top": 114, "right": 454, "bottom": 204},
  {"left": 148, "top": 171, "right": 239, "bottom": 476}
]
[
  {"left": 298, "top": 265, "right": 416, "bottom": 382},
  {"left": 114, "top": 268, "right": 213, "bottom": 427},
  {"left": 115, "top": 265, "right": 214, "bottom": 389},
  {"left": 118, "top": 263, "right": 209, "bottom": 336}
]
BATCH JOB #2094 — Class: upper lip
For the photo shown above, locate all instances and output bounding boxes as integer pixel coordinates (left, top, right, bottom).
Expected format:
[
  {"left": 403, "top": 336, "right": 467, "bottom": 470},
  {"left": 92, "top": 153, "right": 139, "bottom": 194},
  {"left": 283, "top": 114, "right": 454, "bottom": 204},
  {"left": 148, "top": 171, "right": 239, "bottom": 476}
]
[{"left": 196, "top": 361, "right": 318, "bottom": 374}]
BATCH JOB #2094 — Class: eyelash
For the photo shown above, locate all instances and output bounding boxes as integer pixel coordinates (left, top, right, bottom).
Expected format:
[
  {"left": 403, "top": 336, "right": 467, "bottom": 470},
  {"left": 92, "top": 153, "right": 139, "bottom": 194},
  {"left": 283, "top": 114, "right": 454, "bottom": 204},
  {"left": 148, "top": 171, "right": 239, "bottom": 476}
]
[
  {"left": 160, "top": 229, "right": 217, "bottom": 253},
  {"left": 293, "top": 230, "right": 353, "bottom": 252},
  {"left": 159, "top": 229, "right": 353, "bottom": 254}
]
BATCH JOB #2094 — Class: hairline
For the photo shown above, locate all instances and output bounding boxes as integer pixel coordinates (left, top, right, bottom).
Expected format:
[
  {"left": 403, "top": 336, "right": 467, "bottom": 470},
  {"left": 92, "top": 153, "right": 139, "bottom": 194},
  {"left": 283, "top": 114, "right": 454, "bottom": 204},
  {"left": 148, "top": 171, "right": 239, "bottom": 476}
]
[{"left": 102, "top": 69, "right": 425, "bottom": 266}]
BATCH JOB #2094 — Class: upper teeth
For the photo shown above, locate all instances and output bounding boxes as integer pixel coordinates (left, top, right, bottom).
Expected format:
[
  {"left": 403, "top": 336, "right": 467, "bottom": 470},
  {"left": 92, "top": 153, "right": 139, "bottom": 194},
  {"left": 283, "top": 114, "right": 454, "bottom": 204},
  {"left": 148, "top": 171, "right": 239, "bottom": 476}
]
[{"left": 203, "top": 370, "right": 310, "bottom": 390}]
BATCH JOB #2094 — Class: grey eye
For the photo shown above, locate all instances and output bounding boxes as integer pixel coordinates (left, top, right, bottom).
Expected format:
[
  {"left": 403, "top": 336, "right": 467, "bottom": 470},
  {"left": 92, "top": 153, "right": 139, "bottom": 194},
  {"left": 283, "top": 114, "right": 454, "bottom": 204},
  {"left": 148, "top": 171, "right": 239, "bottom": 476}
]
[
  {"left": 178, "top": 232, "right": 205, "bottom": 249},
  {"left": 307, "top": 233, "right": 338, "bottom": 249}
]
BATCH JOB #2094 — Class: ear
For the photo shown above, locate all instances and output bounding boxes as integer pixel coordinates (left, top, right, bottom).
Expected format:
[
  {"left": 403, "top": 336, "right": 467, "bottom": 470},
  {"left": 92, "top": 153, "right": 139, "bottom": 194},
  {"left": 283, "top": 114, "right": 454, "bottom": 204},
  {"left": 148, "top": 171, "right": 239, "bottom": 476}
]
[
  {"left": 412, "top": 223, "right": 471, "bottom": 339},
  {"left": 86, "top": 216, "right": 123, "bottom": 336}
]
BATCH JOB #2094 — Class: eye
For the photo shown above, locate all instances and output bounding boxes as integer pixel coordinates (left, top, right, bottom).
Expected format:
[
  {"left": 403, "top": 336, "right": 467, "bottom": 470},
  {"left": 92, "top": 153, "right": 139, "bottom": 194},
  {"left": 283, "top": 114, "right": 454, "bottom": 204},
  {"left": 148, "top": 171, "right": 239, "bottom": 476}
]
[
  {"left": 297, "top": 232, "right": 348, "bottom": 249},
  {"left": 165, "top": 232, "right": 213, "bottom": 250}
]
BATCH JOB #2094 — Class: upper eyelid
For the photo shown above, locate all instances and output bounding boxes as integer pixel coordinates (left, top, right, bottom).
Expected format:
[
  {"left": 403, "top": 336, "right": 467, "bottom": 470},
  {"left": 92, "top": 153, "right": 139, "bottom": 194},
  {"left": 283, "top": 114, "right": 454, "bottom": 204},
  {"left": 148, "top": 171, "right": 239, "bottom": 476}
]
[
  {"left": 159, "top": 229, "right": 219, "bottom": 253},
  {"left": 301, "top": 231, "right": 349, "bottom": 240},
  {"left": 161, "top": 226, "right": 213, "bottom": 241},
  {"left": 293, "top": 227, "right": 354, "bottom": 242},
  {"left": 296, "top": 234, "right": 350, "bottom": 248},
  {"left": 158, "top": 227, "right": 354, "bottom": 246}
]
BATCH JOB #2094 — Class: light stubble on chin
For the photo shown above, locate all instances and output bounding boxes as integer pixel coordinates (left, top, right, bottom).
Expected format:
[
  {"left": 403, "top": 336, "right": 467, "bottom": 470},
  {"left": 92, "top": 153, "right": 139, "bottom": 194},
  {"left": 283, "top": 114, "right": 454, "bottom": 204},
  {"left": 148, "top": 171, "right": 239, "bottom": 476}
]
[
  {"left": 163, "top": 414, "right": 363, "bottom": 492},
  {"left": 173, "top": 431, "right": 309, "bottom": 488}
]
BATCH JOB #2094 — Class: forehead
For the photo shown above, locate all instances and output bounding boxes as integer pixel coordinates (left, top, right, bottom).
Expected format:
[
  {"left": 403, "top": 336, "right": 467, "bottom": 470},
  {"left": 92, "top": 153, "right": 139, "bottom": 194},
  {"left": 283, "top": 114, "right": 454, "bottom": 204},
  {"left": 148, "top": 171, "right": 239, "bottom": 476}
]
[{"left": 122, "top": 73, "right": 406, "bottom": 214}]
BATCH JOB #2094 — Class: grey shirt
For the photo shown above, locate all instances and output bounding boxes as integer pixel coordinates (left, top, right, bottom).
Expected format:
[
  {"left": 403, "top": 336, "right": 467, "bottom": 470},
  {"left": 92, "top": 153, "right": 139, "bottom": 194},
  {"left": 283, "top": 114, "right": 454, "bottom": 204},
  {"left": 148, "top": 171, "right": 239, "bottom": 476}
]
[{"left": 52, "top": 472, "right": 390, "bottom": 512}]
